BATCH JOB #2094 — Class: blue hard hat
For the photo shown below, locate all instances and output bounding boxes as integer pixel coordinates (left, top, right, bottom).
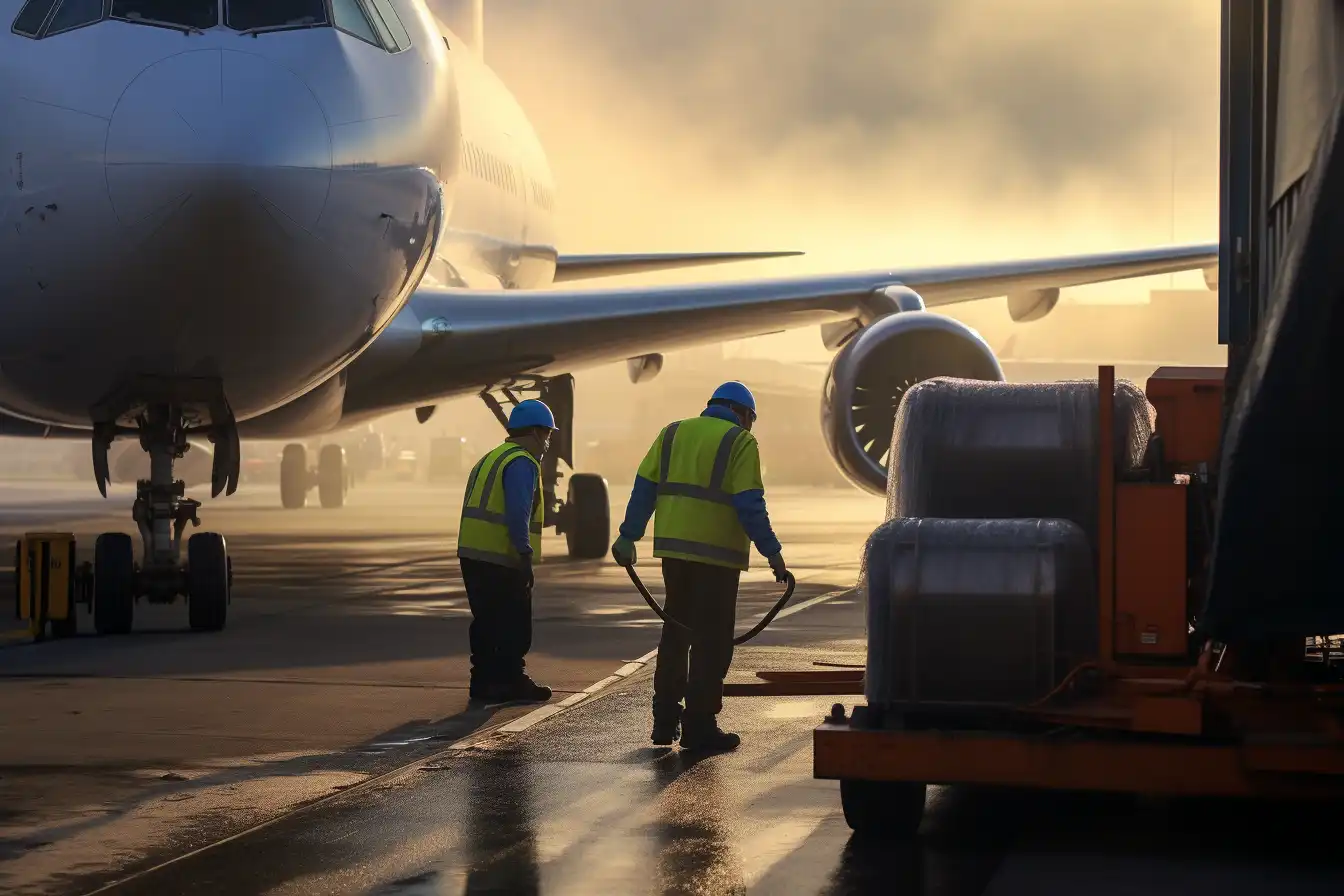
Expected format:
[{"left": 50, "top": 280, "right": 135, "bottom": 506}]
[
  {"left": 508, "top": 399, "right": 558, "bottom": 431},
  {"left": 709, "top": 381, "right": 757, "bottom": 415}
]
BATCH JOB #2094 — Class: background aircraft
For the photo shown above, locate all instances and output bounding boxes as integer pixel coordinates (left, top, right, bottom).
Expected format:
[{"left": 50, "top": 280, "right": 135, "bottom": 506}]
[{"left": 0, "top": 0, "right": 1216, "bottom": 631}]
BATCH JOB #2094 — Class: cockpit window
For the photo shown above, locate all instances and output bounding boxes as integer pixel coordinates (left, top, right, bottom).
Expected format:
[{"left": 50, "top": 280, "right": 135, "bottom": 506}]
[
  {"left": 329, "top": 0, "right": 379, "bottom": 46},
  {"left": 47, "top": 0, "right": 105, "bottom": 35},
  {"left": 12, "top": 0, "right": 59, "bottom": 36},
  {"left": 226, "top": 0, "right": 328, "bottom": 33},
  {"left": 365, "top": 0, "right": 409, "bottom": 52},
  {"left": 110, "top": 0, "right": 219, "bottom": 30},
  {"left": 13, "top": 0, "right": 411, "bottom": 48}
]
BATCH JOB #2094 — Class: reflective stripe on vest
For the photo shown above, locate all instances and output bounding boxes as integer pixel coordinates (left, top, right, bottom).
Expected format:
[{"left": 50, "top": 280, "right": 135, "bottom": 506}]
[
  {"left": 650, "top": 418, "right": 752, "bottom": 570},
  {"left": 456, "top": 442, "right": 544, "bottom": 568}
]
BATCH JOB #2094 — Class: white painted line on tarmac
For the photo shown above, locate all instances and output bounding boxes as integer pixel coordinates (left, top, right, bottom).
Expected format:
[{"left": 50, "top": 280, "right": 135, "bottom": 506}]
[
  {"left": 499, "top": 704, "right": 565, "bottom": 733},
  {"left": 447, "top": 648, "right": 660, "bottom": 749},
  {"left": 446, "top": 585, "right": 852, "bottom": 750},
  {"left": 767, "top": 589, "right": 847, "bottom": 623},
  {"left": 583, "top": 675, "right": 623, "bottom": 694}
]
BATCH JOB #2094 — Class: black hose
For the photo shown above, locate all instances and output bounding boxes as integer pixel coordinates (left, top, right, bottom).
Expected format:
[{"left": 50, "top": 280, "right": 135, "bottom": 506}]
[{"left": 623, "top": 564, "right": 796, "bottom": 646}]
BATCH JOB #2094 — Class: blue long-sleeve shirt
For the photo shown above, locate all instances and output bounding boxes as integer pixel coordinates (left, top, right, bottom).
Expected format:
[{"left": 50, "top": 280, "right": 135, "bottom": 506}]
[
  {"left": 619, "top": 405, "right": 782, "bottom": 559},
  {"left": 501, "top": 454, "right": 539, "bottom": 556}
]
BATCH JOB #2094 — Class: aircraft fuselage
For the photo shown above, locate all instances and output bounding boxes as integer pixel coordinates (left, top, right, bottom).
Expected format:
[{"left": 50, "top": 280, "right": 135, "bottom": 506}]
[{"left": 0, "top": 1, "right": 558, "bottom": 431}]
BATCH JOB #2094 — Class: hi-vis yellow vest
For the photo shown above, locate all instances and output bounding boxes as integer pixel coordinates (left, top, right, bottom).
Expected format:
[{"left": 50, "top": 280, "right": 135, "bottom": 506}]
[
  {"left": 457, "top": 442, "right": 544, "bottom": 568},
  {"left": 636, "top": 416, "right": 763, "bottom": 570}
]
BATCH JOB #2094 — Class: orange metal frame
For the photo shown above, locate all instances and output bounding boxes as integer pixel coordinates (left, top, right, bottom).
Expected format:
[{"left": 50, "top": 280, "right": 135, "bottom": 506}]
[{"left": 752, "top": 364, "right": 1344, "bottom": 797}]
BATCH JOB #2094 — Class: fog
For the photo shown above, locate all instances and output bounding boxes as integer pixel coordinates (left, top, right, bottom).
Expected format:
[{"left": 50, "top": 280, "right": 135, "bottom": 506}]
[
  {"left": 482, "top": 1, "right": 1220, "bottom": 284},
  {"left": 0, "top": 3, "right": 1226, "bottom": 484},
  {"left": 479, "top": 0, "right": 1225, "bottom": 426}
]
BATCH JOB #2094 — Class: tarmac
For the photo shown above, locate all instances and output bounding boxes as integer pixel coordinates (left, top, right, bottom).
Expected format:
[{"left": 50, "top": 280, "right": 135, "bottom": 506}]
[{"left": 2, "top": 475, "right": 1342, "bottom": 895}]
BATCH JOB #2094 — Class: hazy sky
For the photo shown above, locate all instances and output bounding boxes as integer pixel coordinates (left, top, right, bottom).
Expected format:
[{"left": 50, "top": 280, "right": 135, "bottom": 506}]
[{"left": 463, "top": 1, "right": 1222, "bottom": 358}]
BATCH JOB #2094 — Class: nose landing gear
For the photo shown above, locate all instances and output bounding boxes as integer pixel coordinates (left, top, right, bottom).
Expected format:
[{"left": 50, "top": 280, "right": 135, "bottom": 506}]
[{"left": 90, "top": 403, "right": 237, "bottom": 635}]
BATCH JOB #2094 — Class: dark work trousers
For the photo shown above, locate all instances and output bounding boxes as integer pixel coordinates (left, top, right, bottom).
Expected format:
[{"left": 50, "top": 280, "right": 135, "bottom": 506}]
[
  {"left": 460, "top": 557, "right": 533, "bottom": 687},
  {"left": 652, "top": 558, "right": 741, "bottom": 729}
]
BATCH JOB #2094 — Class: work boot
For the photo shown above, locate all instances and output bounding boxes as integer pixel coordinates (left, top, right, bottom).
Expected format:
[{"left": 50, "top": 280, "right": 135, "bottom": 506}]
[
  {"left": 469, "top": 679, "right": 506, "bottom": 702},
  {"left": 503, "top": 674, "right": 552, "bottom": 703},
  {"left": 651, "top": 718, "right": 680, "bottom": 746},
  {"left": 679, "top": 723, "right": 740, "bottom": 753}
]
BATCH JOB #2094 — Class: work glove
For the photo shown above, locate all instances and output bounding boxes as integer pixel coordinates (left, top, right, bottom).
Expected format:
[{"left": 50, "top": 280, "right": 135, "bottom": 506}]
[
  {"left": 611, "top": 536, "right": 637, "bottom": 567},
  {"left": 519, "top": 552, "right": 535, "bottom": 590},
  {"left": 767, "top": 552, "right": 789, "bottom": 584}
]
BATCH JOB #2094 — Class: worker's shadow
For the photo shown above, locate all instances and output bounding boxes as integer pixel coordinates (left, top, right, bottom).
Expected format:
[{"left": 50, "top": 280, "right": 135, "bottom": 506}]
[
  {"left": 643, "top": 751, "right": 750, "bottom": 894},
  {"left": 460, "top": 752, "right": 542, "bottom": 895}
]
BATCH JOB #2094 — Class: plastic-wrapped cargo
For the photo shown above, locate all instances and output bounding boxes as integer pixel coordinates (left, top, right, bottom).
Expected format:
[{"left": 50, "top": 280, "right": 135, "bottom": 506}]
[
  {"left": 864, "top": 517, "right": 1096, "bottom": 708},
  {"left": 884, "top": 378, "right": 1154, "bottom": 547}
]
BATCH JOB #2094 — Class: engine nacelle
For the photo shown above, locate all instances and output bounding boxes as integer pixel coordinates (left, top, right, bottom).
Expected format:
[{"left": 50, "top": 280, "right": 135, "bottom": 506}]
[
  {"left": 1006, "top": 287, "right": 1060, "bottom": 323},
  {"left": 821, "top": 311, "right": 1005, "bottom": 495}
]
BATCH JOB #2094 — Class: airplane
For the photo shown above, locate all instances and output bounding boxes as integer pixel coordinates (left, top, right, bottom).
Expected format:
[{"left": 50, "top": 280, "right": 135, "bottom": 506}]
[{"left": 0, "top": 0, "right": 1218, "bottom": 634}]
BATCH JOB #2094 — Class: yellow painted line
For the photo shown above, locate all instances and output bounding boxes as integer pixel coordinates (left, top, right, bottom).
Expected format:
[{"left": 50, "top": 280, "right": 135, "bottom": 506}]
[{"left": 0, "top": 630, "right": 34, "bottom": 646}]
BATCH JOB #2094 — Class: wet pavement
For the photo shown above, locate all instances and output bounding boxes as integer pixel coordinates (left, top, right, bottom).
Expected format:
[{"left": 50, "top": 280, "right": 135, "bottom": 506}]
[
  {"left": 0, "top": 477, "right": 876, "bottom": 895},
  {"left": 5, "top": 478, "right": 1344, "bottom": 894},
  {"left": 96, "top": 637, "right": 1344, "bottom": 896}
]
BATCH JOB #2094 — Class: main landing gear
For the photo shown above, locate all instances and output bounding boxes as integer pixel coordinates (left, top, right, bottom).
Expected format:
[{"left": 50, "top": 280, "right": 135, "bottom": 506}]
[
  {"left": 477, "top": 374, "right": 610, "bottom": 560},
  {"left": 279, "top": 442, "right": 350, "bottom": 509},
  {"left": 89, "top": 403, "right": 236, "bottom": 635}
]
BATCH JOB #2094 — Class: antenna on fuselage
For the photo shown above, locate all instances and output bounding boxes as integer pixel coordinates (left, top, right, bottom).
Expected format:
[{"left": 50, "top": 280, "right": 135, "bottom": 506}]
[{"left": 437, "top": 0, "right": 484, "bottom": 60}]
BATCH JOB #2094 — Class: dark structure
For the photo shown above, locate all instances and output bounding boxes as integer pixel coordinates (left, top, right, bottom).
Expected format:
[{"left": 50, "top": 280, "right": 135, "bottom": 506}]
[{"left": 1206, "top": 0, "right": 1344, "bottom": 640}]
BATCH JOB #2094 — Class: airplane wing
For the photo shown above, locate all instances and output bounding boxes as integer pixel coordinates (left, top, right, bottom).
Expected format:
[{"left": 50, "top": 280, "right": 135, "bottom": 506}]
[
  {"left": 553, "top": 250, "right": 804, "bottom": 282},
  {"left": 341, "top": 243, "right": 1217, "bottom": 416}
]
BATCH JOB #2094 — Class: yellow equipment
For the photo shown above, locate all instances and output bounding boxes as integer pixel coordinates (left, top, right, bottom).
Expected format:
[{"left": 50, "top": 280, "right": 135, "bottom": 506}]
[{"left": 14, "top": 533, "right": 81, "bottom": 641}]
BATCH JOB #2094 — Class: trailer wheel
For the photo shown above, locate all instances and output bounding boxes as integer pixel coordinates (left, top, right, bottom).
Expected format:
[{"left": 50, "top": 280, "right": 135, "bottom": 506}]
[{"left": 840, "top": 779, "right": 926, "bottom": 838}]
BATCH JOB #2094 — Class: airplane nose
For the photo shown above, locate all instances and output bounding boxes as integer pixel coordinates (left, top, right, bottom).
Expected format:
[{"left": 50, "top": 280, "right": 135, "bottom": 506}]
[{"left": 105, "top": 49, "right": 332, "bottom": 228}]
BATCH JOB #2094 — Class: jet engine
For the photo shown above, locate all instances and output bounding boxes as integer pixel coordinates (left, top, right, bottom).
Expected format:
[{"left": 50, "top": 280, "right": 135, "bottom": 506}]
[{"left": 821, "top": 310, "right": 1005, "bottom": 495}]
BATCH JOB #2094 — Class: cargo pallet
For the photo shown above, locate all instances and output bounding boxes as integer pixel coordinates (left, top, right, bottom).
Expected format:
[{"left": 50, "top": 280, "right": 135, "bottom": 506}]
[
  {"left": 729, "top": 365, "right": 1344, "bottom": 835},
  {"left": 809, "top": 365, "right": 1344, "bottom": 834}
]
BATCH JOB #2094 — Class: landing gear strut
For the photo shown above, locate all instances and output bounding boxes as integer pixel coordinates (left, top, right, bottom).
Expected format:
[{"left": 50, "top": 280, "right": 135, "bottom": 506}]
[
  {"left": 478, "top": 374, "right": 610, "bottom": 559},
  {"left": 90, "top": 403, "right": 235, "bottom": 635}
]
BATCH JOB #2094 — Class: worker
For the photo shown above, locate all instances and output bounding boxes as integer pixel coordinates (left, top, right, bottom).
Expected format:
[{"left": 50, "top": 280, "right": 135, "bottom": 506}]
[
  {"left": 457, "top": 398, "right": 556, "bottom": 704},
  {"left": 611, "top": 381, "right": 788, "bottom": 753}
]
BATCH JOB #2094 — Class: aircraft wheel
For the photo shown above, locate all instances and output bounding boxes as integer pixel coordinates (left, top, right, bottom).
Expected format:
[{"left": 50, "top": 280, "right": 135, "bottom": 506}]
[
  {"left": 280, "top": 443, "right": 307, "bottom": 509},
  {"left": 319, "top": 444, "right": 346, "bottom": 509},
  {"left": 840, "top": 779, "right": 926, "bottom": 838},
  {"left": 564, "top": 473, "right": 610, "bottom": 560},
  {"left": 187, "top": 532, "right": 229, "bottom": 632},
  {"left": 93, "top": 533, "right": 136, "bottom": 635}
]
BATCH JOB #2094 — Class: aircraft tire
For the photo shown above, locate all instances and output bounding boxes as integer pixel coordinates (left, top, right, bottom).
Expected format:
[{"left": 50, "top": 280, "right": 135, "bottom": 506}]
[
  {"left": 187, "top": 532, "right": 229, "bottom": 632},
  {"left": 93, "top": 532, "right": 135, "bottom": 635},
  {"left": 565, "top": 473, "right": 610, "bottom": 560},
  {"left": 318, "top": 444, "right": 346, "bottom": 509},
  {"left": 280, "top": 444, "right": 307, "bottom": 509}
]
